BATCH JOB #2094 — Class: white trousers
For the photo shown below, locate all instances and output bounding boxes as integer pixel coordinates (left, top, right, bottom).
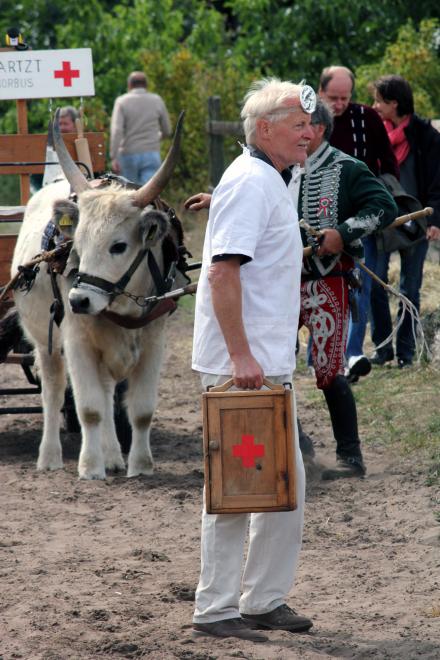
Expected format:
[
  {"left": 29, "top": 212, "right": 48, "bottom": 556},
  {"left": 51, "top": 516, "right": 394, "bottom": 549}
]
[{"left": 193, "top": 373, "right": 305, "bottom": 624}]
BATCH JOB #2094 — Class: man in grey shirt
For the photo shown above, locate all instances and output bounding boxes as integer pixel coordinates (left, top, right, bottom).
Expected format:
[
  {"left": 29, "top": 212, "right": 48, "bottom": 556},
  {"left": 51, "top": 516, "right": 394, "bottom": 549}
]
[{"left": 110, "top": 71, "right": 171, "bottom": 184}]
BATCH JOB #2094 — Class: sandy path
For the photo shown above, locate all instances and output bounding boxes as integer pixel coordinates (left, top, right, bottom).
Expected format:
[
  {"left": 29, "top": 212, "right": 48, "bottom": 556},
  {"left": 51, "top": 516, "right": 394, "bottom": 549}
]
[{"left": 0, "top": 309, "right": 439, "bottom": 659}]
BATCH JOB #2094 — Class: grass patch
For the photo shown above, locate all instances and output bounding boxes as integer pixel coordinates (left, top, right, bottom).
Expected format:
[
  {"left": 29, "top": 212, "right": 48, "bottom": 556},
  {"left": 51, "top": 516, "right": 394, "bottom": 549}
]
[
  {"left": 297, "top": 358, "right": 440, "bottom": 481},
  {"left": 425, "top": 604, "right": 440, "bottom": 618},
  {"left": 353, "top": 364, "right": 440, "bottom": 455},
  {"left": 426, "top": 461, "right": 440, "bottom": 487},
  {"left": 297, "top": 258, "right": 440, "bottom": 477}
]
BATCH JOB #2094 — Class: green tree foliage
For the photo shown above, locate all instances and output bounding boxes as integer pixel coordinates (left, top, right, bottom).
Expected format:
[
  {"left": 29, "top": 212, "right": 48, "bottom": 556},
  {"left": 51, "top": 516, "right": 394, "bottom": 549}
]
[
  {"left": 1, "top": 0, "right": 253, "bottom": 196},
  {"left": 223, "top": 0, "right": 440, "bottom": 86},
  {"left": 141, "top": 47, "right": 257, "bottom": 193},
  {"left": 1, "top": 1, "right": 439, "bottom": 201},
  {"left": 355, "top": 19, "right": 440, "bottom": 118}
]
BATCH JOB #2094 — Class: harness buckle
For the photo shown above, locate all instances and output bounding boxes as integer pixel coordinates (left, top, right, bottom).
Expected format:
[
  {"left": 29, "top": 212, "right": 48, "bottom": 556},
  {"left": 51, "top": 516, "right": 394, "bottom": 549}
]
[{"left": 163, "top": 261, "right": 177, "bottom": 292}]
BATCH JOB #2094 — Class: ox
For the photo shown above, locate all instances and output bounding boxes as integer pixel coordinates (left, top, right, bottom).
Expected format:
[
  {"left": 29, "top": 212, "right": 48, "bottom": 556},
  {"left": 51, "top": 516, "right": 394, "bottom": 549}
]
[{"left": 11, "top": 111, "right": 184, "bottom": 479}]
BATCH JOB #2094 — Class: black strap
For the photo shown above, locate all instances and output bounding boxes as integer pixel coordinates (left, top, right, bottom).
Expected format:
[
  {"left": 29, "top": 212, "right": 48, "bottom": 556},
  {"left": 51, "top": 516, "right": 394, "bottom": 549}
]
[
  {"left": 147, "top": 251, "right": 168, "bottom": 296},
  {"left": 47, "top": 266, "right": 64, "bottom": 355},
  {"left": 302, "top": 269, "right": 349, "bottom": 281},
  {"left": 73, "top": 248, "right": 149, "bottom": 299},
  {"left": 115, "top": 249, "right": 148, "bottom": 292}
]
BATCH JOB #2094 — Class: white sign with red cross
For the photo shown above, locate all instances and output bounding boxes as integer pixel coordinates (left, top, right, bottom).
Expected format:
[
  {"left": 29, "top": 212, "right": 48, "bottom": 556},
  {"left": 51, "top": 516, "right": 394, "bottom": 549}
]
[{"left": 0, "top": 48, "right": 95, "bottom": 100}]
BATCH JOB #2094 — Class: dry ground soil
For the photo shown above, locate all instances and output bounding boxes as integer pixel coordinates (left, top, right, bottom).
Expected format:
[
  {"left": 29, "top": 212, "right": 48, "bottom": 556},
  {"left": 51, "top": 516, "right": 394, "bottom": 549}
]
[{"left": 0, "top": 308, "right": 439, "bottom": 660}]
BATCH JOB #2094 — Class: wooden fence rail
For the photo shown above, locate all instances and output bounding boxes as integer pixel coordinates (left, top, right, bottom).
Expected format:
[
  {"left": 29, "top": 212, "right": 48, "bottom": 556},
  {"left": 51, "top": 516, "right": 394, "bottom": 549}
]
[{"left": 206, "top": 96, "right": 243, "bottom": 188}]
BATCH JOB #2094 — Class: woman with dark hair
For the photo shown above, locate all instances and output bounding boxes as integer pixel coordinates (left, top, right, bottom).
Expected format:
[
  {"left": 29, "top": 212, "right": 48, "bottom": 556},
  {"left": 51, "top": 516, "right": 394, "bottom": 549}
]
[{"left": 370, "top": 74, "right": 440, "bottom": 368}]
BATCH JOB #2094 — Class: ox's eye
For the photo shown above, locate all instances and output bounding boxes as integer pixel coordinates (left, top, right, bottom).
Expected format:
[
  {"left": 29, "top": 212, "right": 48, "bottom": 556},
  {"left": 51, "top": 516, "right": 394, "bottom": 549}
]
[{"left": 110, "top": 242, "right": 127, "bottom": 255}]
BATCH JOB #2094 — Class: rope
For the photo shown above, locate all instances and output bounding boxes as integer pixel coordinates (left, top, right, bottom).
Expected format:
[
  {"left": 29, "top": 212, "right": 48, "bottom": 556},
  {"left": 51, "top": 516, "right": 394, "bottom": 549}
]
[
  {"left": 299, "top": 219, "right": 431, "bottom": 364},
  {"left": 0, "top": 241, "right": 73, "bottom": 304}
]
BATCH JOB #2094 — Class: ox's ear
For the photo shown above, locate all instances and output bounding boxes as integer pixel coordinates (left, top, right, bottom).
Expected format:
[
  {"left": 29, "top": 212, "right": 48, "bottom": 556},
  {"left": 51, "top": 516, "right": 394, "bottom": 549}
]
[
  {"left": 52, "top": 200, "right": 79, "bottom": 238},
  {"left": 139, "top": 209, "right": 170, "bottom": 248}
]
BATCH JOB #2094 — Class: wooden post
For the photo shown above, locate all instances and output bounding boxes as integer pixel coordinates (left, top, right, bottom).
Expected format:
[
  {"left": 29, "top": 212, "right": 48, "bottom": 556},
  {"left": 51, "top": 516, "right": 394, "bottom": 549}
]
[
  {"left": 16, "top": 99, "right": 30, "bottom": 204},
  {"left": 208, "top": 96, "right": 224, "bottom": 189},
  {"left": 0, "top": 47, "right": 31, "bottom": 204}
]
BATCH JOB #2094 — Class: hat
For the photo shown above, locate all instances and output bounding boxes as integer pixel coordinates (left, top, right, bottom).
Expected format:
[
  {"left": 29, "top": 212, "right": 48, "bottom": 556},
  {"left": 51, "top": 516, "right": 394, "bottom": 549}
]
[{"left": 377, "top": 174, "right": 425, "bottom": 253}]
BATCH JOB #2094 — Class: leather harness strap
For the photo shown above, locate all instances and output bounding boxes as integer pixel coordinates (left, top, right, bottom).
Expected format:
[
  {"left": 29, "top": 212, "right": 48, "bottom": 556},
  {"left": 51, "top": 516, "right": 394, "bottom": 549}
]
[
  {"left": 73, "top": 247, "right": 149, "bottom": 301},
  {"left": 47, "top": 264, "right": 65, "bottom": 355},
  {"left": 100, "top": 298, "right": 177, "bottom": 329}
]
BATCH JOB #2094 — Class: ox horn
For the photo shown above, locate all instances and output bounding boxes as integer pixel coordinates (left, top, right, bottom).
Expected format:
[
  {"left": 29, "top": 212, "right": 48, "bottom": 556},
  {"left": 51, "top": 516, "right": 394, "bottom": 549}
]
[
  {"left": 52, "top": 108, "right": 90, "bottom": 194},
  {"left": 132, "top": 111, "right": 185, "bottom": 208}
]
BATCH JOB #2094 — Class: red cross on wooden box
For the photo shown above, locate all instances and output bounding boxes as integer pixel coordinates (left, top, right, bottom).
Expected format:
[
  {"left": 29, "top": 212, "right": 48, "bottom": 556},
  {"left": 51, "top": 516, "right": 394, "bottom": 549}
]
[
  {"left": 202, "top": 378, "right": 297, "bottom": 513},
  {"left": 232, "top": 434, "right": 265, "bottom": 468}
]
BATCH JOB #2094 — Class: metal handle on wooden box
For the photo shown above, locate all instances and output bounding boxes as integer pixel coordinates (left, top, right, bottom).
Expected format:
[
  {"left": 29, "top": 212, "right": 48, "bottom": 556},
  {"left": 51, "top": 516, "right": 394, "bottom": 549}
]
[{"left": 208, "top": 377, "right": 285, "bottom": 392}]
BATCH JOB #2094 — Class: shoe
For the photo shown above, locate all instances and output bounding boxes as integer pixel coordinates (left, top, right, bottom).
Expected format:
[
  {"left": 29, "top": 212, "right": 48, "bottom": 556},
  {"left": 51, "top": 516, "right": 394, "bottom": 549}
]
[
  {"left": 370, "top": 350, "right": 394, "bottom": 366},
  {"left": 346, "top": 355, "right": 371, "bottom": 383},
  {"left": 192, "top": 617, "right": 268, "bottom": 642},
  {"left": 241, "top": 604, "right": 313, "bottom": 633},
  {"left": 397, "top": 358, "right": 413, "bottom": 369},
  {"left": 321, "top": 456, "right": 366, "bottom": 481}
]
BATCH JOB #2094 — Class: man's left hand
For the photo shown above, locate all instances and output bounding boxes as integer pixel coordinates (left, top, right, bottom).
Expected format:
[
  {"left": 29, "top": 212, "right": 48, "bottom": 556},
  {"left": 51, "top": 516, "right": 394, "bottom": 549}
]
[
  {"left": 316, "top": 228, "right": 344, "bottom": 256},
  {"left": 184, "top": 192, "right": 212, "bottom": 211},
  {"left": 427, "top": 226, "right": 440, "bottom": 241}
]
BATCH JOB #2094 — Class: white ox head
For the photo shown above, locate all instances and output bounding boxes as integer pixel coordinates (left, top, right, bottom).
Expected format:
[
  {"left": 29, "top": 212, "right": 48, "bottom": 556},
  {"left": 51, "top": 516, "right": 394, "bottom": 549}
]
[{"left": 50, "top": 109, "right": 183, "bottom": 316}]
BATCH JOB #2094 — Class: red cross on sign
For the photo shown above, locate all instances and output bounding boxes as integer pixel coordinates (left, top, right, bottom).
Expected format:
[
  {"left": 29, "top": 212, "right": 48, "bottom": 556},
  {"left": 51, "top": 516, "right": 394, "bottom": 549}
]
[
  {"left": 232, "top": 434, "right": 265, "bottom": 468},
  {"left": 54, "top": 61, "right": 80, "bottom": 87}
]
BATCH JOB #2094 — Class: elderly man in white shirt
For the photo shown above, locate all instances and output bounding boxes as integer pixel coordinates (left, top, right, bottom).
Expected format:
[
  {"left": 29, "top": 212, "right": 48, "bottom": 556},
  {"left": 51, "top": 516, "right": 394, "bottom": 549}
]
[{"left": 190, "top": 78, "right": 315, "bottom": 643}]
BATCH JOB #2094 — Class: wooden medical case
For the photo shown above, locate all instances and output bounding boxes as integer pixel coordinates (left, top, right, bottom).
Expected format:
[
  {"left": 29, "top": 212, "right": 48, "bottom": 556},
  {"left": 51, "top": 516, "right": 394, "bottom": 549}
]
[{"left": 202, "top": 378, "right": 297, "bottom": 514}]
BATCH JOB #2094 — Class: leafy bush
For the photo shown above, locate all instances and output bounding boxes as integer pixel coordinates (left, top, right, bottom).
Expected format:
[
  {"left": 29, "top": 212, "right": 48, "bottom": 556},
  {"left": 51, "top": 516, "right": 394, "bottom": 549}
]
[
  {"left": 141, "top": 47, "right": 257, "bottom": 196},
  {"left": 1, "top": 2, "right": 439, "bottom": 205},
  {"left": 355, "top": 19, "right": 440, "bottom": 118}
]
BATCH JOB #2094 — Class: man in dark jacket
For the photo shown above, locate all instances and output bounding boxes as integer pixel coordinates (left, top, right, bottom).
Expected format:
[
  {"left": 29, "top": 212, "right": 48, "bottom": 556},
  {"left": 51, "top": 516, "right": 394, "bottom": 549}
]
[
  {"left": 296, "top": 99, "right": 397, "bottom": 478},
  {"left": 369, "top": 75, "right": 440, "bottom": 366},
  {"left": 319, "top": 66, "right": 399, "bottom": 382}
]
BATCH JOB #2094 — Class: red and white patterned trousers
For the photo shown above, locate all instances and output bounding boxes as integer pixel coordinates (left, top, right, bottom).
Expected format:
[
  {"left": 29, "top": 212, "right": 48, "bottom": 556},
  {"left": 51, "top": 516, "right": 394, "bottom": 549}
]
[{"left": 299, "top": 273, "right": 350, "bottom": 389}]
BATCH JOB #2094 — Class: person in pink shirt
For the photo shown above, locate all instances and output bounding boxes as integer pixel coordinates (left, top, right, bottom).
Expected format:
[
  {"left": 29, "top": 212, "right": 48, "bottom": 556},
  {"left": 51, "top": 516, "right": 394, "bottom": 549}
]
[{"left": 370, "top": 75, "right": 440, "bottom": 367}]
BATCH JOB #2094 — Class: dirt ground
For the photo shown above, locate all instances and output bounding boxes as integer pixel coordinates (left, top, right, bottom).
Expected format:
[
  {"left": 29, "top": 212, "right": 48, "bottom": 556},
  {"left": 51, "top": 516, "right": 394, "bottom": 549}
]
[{"left": 1, "top": 307, "right": 439, "bottom": 660}]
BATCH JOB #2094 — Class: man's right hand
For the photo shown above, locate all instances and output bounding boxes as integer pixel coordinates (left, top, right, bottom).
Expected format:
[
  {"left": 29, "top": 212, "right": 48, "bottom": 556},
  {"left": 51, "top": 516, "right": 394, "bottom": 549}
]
[
  {"left": 184, "top": 192, "right": 212, "bottom": 211},
  {"left": 316, "top": 228, "right": 344, "bottom": 255},
  {"left": 111, "top": 158, "right": 121, "bottom": 175},
  {"left": 231, "top": 354, "right": 264, "bottom": 390}
]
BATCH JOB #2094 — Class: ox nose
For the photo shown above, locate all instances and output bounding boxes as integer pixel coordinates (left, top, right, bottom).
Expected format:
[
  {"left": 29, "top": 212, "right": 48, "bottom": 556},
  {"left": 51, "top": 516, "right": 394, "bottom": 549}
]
[{"left": 70, "top": 294, "right": 90, "bottom": 314}]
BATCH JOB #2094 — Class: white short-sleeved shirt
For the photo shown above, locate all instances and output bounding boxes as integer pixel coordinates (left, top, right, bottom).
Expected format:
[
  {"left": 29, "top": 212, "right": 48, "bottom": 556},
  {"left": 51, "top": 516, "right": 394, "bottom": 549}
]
[{"left": 192, "top": 150, "right": 302, "bottom": 376}]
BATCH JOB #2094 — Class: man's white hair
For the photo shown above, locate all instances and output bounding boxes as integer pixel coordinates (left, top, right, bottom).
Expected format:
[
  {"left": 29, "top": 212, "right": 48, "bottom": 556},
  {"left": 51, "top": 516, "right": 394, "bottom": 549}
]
[{"left": 241, "top": 77, "right": 305, "bottom": 143}]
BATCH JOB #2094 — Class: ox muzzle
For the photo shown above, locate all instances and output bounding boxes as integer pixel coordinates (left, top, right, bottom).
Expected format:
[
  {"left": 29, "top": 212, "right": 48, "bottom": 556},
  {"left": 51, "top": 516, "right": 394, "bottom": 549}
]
[{"left": 69, "top": 247, "right": 149, "bottom": 314}]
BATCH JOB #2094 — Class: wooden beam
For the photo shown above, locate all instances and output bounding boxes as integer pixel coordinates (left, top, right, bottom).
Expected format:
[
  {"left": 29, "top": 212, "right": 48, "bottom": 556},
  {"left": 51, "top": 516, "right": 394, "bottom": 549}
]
[
  {"left": 16, "top": 99, "right": 30, "bottom": 204},
  {"left": 0, "top": 133, "right": 106, "bottom": 174},
  {"left": 206, "top": 120, "right": 244, "bottom": 136}
]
